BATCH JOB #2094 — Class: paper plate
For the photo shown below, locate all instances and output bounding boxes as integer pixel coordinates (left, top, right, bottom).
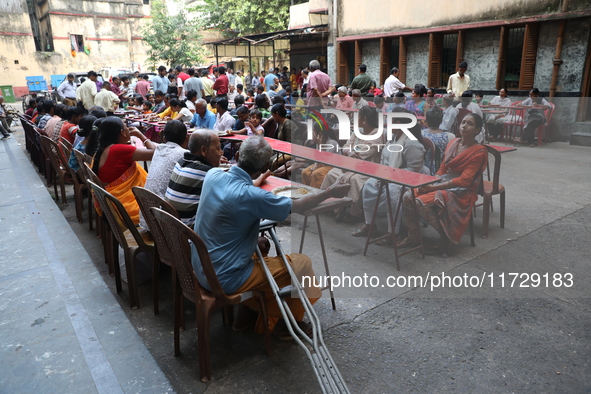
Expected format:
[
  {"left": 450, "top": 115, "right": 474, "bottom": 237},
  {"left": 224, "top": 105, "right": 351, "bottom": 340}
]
[{"left": 271, "top": 185, "right": 318, "bottom": 199}]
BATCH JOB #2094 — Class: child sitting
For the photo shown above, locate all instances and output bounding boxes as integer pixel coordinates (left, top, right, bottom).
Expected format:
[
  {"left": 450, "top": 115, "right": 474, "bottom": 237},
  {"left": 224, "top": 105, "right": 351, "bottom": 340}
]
[{"left": 245, "top": 109, "right": 264, "bottom": 136}]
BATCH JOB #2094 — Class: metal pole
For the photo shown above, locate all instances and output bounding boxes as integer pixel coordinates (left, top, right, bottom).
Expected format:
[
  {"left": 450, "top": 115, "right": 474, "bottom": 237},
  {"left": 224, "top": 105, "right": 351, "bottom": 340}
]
[
  {"left": 272, "top": 40, "right": 276, "bottom": 70},
  {"left": 248, "top": 41, "right": 252, "bottom": 86},
  {"left": 215, "top": 44, "right": 219, "bottom": 67}
]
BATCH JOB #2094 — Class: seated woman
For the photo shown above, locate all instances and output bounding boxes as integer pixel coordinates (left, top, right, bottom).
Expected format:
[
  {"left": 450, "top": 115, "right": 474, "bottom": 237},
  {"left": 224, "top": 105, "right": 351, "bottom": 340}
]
[
  {"left": 520, "top": 88, "right": 551, "bottom": 147},
  {"left": 320, "top": 106, "right": 387, "bottom": 221},
  {"left": 271, "top": 104, "right": 300, "bottom": 144},
  {"left": 354, "top": 109, "right": 429, "bottom": 240},
  {"left": 92, "top": 117, "right": 157, "bottom": 225},
  {"left": 301, "top": 123, "right": 339, "bottom": 188},
  {"left": 397, "top": 113, "right": 488, "bottom": 256},
  {"left": 422, "top": 106, "right": 456, "bottom": 174},
  {"left": 68, "top": 115, "right": 97, "bottom": 171},
  {"left": 170, "top": 98, "right": 193, "bottom": 123},
  {"left": 405, "top": 88, "right": 426, "bottom": 116}
]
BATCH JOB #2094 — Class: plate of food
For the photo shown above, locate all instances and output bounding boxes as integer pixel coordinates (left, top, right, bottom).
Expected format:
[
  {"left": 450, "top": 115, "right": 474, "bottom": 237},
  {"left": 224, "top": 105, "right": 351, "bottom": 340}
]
[
  {"left": 218, "top": 163, "right": 232, "bottom": 171},
  {"left": 271, "top": 185, "right": 318, "bottom": 199}
]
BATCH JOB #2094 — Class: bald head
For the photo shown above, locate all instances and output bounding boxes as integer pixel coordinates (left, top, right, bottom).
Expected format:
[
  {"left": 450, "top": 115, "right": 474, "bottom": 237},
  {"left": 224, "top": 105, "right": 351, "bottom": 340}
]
[{"left": 188, "top": 129, "right": 216, "bottom": 154}]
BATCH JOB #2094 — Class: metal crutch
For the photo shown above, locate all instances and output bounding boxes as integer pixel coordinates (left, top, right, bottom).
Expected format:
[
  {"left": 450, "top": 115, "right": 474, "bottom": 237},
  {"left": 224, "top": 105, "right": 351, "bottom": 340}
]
[{"left": 256, "top": 220, "right": 350, "bottom": 394}]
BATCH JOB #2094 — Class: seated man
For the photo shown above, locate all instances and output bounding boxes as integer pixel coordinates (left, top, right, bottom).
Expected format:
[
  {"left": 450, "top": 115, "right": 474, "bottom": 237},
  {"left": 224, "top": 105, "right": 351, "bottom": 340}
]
[
  {"left": 165, "top": 129, "right": 223, "bottom": 226},
  {"left": 191, "top": 136, "right": 349, "bottom": 338}
]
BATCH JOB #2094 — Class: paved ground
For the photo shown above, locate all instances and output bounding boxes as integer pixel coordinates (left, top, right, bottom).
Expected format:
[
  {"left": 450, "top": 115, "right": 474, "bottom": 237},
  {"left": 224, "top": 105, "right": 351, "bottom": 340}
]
[{"left": 1, "top": 124, "right": 590, "bottom": 393}]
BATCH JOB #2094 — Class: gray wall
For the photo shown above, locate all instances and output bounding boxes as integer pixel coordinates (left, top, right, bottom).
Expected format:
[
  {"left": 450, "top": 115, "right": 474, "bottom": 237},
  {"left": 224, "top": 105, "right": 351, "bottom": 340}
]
[
  {"left": 535, "top": 19, "right": 591, "bottom": 93},
  {"left": 360, "top": 39, "right": 381, "bottom": 85},
  {"left": 406, "top": 35, "right": 429, "bottom": 87},
  {"left": 327, "top": 44, "right": 336, "bottom": 82},
  {"left": 464, "top": 28, "right": 501, "bottom": 91}
]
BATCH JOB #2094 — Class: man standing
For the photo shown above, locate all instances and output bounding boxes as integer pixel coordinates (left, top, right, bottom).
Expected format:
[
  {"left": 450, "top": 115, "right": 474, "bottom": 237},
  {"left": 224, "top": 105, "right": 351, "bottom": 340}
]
[
  {"left": 212, "top": 66, "right": 229, "bottom": 99},
  {"left": 0, "top": 95, "right": 14, "bottom": 133},
  {"left": 190, "top": 99, "right": 216, "bottom": 129},
  {"left": 95, "top": 82, "right": 121, "bottom": 115},
  {"left": 251, "top": 72, "right": 259, "bottom": 89},
  {"left": 110, "top": 77, "right": 122, "bottom": 100},
  {"left": 350, "top": 64, "right": 373, "bottom": 95},
  {"left": 191, "top": 136, "right": 348, "bottom": 337},
  {"left": 383, "top": 67, "right": 411, "bottom": 98},
  {"left": 227, "top": 68, "right": 236, "bottom": 86},
  {"left": 135, "top": 74, "right": 151, "bottom": 99},
  {"left": 446, "top": 61, "right": 470, "bottom": 98},
  {"left": 201, "top": 70, "right": 214, "bottom": 103},
  {"left": 183, "top": 68, "right": 204, "bottom": 100},
  {"left": 439, "top": 94, "right": 459, "bottom": 132},
  {"left": 76, "top": 70, "right": 98, "bottom": 110},
  {"left": 152, "top": 65, "right": 169, "bottom": 95},
  {"left": 57, "top": 73, "right": 77, "bottom": 106},
  {"left": 235, "top": 70, "right": 244, "bottom": 89},
  {"left": 176, "top": 65, "right": 190, "bottom": 99},
  {"left": 306, "top": 60, "right": 332, "bottom": 109},
  {"left": 165, "top": 129, "right": 222, "bottom": 226},
  {"left": 264, "top": 68, "right": 278, "bottom": 92}
]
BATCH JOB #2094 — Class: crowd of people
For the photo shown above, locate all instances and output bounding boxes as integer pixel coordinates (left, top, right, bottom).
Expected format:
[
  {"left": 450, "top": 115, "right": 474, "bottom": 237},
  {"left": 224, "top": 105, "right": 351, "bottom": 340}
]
[{"left": 16, "top": 57, "right": 553, "bottom": 340}]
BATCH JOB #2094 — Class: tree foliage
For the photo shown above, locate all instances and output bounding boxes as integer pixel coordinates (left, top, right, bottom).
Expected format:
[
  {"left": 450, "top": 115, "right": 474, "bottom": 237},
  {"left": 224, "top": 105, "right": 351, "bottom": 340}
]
[
  {"left": 141, "top": 0, "right": 206, "bottom": 69},
  {"left": 194, "top": 0, "right": 291, "bottom": 36}
]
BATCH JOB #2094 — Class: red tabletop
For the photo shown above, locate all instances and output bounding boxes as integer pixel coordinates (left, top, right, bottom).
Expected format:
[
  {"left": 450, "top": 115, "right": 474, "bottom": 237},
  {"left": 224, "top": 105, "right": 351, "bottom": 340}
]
[
  {"left": 222, "top": 135, "right": 439, "bottom": 188},
  {"left": 486, "top": 144, "right": 517, "bottom": 153}
]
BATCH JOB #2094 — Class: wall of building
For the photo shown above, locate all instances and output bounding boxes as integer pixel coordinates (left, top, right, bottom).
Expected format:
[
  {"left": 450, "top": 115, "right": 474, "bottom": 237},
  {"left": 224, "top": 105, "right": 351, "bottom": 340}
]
[
  {"left": 405, "top": 35, "right": 429, "bottom": 88},
  {"left": 337, "top": 0, "right": 591, "bottom": 37},
  {"left": 0, "top": 0, "right": 151, "bottom": 95},
  {"left": 359, "top": 39, "right": 380, "bottom": 85},
  {"left": 463, "top": 28, "right": 500, "bottom": 91}
]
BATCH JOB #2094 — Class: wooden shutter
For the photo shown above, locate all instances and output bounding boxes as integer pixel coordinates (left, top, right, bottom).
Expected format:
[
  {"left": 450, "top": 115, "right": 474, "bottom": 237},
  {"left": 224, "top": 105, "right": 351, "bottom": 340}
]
[
  {"left": 496, "top": 26, "right": 508, "bottom": 89},
  {"left": 456, "top": 30, "right": 465, "bottom": 66},
  {"left": 428, "top": 33, "right": 442, "bottom": 88},
  {"left": 380, "top": 38, "right": 391, "bottom": 86},
  {"left": 519, "top": 23, "right": 540, "bottom": 90},
  {"left": 399, "top": 36, "right": 407, "bottom": 84},
  {"left": 355, "top": 40, "right": 362, "bottom": 76},
  {"left": 337, "top": 42, "right": 348, "bottom": 85}
]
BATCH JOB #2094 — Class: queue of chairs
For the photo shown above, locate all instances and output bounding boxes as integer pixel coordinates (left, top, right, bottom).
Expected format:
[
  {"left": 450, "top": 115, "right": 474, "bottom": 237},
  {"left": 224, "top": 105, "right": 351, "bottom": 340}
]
[{"left": 17, "top": 112, "right": 271, "bottom": 382}]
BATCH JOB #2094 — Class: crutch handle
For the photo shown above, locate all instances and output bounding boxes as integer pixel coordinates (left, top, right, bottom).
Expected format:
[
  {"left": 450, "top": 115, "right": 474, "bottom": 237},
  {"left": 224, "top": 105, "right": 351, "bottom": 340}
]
[
  {"left": 260, "top": 219, "right": 278, "bottom": 231},
  {"left": 278, "top": 285, "right": 296, "bottom": 299}
]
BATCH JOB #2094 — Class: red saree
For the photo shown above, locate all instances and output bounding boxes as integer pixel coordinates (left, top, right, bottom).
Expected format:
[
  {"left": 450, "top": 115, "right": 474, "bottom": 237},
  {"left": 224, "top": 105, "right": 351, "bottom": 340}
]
[{"left": 417, "top": 139, "right": 488, "bottom": 244}]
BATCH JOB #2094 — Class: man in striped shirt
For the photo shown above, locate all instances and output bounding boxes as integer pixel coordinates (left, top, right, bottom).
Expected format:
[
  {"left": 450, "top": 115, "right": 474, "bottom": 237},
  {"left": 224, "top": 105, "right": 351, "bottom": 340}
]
[{"left": 165, "top": 129, "right": 224, "bottom": 225}]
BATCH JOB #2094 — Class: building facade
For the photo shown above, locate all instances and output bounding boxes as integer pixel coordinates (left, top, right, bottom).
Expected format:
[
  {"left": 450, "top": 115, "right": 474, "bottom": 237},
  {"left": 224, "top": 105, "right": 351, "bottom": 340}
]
[
  {"left": 325, "top": 0, "right": 591, "bottom": 144},
  {"left": 0, "top": 0, "right": 152, "bottom": 97}
]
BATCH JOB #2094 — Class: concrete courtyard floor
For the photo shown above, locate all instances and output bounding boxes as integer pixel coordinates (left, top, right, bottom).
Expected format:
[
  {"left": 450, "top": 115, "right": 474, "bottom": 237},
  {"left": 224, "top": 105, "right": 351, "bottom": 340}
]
[{"left": 1, "top": 125, "right": 590, "bottom": 393}]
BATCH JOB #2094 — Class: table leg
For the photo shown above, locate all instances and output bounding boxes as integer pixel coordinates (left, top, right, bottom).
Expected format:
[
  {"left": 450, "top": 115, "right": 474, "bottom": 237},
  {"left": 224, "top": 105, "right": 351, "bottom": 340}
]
[
  {"left": 363, "top": 180, "right": 385, "bottom": 256},
  {"left": 385, "top": 183, "right": 402, "bottom": 271},
  {"left": 315, "top": 214, "right": 336, "bottom": 310},
  {"left": 410, "top": 188, "right": 426, "bottom": 259},
  {"left": 299, "top": 214, "right": 309, "bottom": 254}
]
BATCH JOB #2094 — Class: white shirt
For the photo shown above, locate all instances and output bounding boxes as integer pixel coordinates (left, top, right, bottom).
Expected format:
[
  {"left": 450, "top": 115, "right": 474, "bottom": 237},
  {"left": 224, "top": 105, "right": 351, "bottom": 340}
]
[
  {"left": 235, "top": 75, "right": 244, "bottom": 88},
  {"left": 186, "top": 100, "right": 196, "bottom": 112},
  {"left": 489, "top": 96, "right": 512, "bottom": 107},
  {"left": 57, "top": 80, "right": 77, "bottom": 99},
  {"left": 177, "top": 107, "right": 193, "bottom": 122},
  {"left": 447, "top": 72, "right": 470, "bottom": 97},
  {"left": 94, "top": 89, "right": 120, "bottom": 112},
  {"left": 383, "top": 75, "right": 405, "bottom": 97},
  {"left": 76, "top": 79, "right": 98, "bottom": 110},
  {"left": 214, "top": 111, "right": 235, "bottom": 132},
  {"left": 177, "top": 77, "right": 185, "bottom": 100}
]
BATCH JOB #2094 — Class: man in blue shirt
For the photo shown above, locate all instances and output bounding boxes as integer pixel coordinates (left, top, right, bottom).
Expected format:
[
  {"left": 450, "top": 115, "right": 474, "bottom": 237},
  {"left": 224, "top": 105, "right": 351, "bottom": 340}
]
[
  {"left": 264, "top": 68, "right": 278, "bottom": 92},
  {"left": 152, "top": 65, "right": 169, "bottom": 95},
  {"left": 192, "top": 136, "right": 349, "bottom": 338},
  {"left": 190, "top": 99, "right": 216, "bottom": 129}
]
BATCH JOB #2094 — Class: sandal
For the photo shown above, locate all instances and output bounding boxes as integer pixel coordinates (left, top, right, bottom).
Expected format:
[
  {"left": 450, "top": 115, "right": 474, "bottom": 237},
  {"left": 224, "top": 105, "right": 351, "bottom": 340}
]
[
  {"left": 395, "top": 237, "right": 418, "bottom": 249},
  {"left": 352, "top": 224, "right": 376, "bottom": 237}
]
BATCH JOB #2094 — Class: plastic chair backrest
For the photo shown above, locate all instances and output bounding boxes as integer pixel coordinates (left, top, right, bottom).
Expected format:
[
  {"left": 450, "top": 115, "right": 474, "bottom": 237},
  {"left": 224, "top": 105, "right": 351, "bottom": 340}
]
[
  {"left": 421, "top": 137, "right": 436, "bottom": 175},
  {"left": 40, "top": 135, "right": 66, "bottom": 171},
  {"left": 60, "top": 137, "right": 73, "bottom": 152},
  {"left": 484, "top": 145, "right": 502, "bottom": 195},
  {"left": 151, "top": 208, "right": 234, "bottom": 303},
  {"left": 88, "top": 180, "right": 146, "bottom": 251},
  {"left": 132, "top": 186, "right": 180, "bottom": 266}
]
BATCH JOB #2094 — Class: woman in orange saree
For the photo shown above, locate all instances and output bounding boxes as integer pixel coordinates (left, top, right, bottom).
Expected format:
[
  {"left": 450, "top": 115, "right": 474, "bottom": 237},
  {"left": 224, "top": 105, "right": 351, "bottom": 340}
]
[
  {"left": 397, "top": 113, "right": 488, "bottom": 256},
  {"left": 92, "top": 117, "right": 156, "bottom": 224}
]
